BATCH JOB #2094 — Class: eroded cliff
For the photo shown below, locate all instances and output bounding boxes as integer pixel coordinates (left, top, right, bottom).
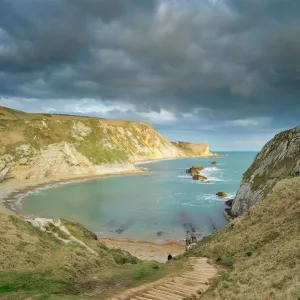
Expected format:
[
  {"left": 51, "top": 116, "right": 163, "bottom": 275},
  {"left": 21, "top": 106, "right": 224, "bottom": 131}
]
[
  {"left": 231, "top": 125, "right": 300, "bottom": 216},
  {"left": 0, "top": 106, "right": 212, "bottom": 183}
]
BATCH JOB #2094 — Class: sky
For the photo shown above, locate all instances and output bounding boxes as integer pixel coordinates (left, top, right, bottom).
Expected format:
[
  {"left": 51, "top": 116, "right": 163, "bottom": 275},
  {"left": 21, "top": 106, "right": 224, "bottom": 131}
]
[{"left": 0, "top": 0, "right": 299, "bottom": 151}]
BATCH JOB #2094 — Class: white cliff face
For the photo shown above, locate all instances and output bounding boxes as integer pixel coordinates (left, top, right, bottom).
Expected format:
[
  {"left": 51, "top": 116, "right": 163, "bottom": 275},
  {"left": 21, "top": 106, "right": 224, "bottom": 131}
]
[
  {"left": 0, "top": 109, "right": 212, "bottom": 183},
  {"left": 231, "top": 126, "right": 300, "bottom": 216}
]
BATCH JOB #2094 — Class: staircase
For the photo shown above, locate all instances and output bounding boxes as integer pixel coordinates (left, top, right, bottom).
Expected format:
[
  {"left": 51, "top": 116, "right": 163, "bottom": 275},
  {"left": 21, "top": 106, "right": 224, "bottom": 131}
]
[{"left": 110, "top": 257, "right": 217, "bottom": 300}]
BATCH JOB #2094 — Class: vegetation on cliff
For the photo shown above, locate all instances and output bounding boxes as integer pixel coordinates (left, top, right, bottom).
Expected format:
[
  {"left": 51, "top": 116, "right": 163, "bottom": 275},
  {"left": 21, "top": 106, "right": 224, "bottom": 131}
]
[
  {"left": 0, "top": 213, "right": 184, "bottom": 299},
  {"left": 0, "top": 106, "right": 212, "bottom": 183},
  {"left": 231, "top": 125, "right": 300, "bottom": 216},
  {"left": 184, "top": 176, "right": 300, "bottom": 300}
]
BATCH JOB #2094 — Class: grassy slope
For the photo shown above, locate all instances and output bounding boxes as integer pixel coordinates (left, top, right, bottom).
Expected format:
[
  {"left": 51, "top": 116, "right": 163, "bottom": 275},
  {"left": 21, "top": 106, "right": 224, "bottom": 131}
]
[
  {"left": 0, "top": 213, "right": 184, "bottom": 300},
  {"left": 183, "top": 176, "right": 300, "bottom": 300}
]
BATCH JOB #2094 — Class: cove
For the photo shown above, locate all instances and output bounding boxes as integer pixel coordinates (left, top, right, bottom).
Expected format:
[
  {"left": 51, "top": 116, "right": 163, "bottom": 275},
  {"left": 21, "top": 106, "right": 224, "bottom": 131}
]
[{"left": 22, "top": 152, "right": 256, "bottom": 242}]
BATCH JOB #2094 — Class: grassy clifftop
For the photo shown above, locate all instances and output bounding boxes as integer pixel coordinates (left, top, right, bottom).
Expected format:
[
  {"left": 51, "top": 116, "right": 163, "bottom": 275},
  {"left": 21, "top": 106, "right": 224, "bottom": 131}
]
[
  {"left": 0, "top": 212, "right": 184, "bottom": 300},
  {"left": 0, "top": 106, "right": 177, "bottom": 165},
  {"left": 1, "top": 106, "right": 212, "bottom": 182}
]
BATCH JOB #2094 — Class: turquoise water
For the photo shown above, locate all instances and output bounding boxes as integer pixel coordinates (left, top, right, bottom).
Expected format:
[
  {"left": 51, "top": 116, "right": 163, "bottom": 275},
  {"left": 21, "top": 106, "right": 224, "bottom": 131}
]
[{"left": 22, "top": 152, "right": 256, "bottom": 243}]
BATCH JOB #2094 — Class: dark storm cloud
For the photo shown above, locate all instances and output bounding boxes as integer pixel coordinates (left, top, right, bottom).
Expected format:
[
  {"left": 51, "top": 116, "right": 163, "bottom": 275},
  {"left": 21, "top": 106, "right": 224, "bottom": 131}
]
[{"left": 0, "top": 0, "right": 299, "bottom": 144}]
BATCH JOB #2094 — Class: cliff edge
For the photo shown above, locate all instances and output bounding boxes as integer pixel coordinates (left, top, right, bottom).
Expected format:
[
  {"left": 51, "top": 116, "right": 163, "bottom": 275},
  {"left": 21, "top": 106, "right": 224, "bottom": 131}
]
[
  {"left": 0, "top": 106, "right": 212, "bottom": 184},
  {"left": 231, "top": 125, "right": 300, "bottom": 216}
]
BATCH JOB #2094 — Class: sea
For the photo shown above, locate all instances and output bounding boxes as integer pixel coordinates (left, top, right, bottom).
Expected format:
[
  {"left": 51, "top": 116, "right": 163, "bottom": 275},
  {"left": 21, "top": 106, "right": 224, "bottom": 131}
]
[{"left": 21, "top": 152, "right": 256, "bottom": 243}]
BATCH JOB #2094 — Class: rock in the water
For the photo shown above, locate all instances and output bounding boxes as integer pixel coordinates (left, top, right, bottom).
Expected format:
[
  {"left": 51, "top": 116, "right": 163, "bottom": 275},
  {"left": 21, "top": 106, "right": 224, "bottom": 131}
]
[
  {"left": 216, "top": 192, "right": 228, "bottom": 198},
  {"left": 186, "top": 165, "right": 204, "bottom": 174},
  {"left": 157, "top": 231, "right": 163, "bottom": 236},
  {"left": 210, "top": 161, "right": 217, "bottom": 165},
  {"left": 193, "top": 174, "right": 208, "bottom": 181}
]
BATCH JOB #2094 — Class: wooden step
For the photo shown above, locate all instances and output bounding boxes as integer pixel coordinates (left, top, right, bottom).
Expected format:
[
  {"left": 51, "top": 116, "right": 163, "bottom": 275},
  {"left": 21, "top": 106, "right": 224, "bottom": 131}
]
[
  {"left": 157, "top": 286, "right": 188, "bottom": 297},
  {"left": 146, "top": 289, "right": 182, "bottom": 300}
]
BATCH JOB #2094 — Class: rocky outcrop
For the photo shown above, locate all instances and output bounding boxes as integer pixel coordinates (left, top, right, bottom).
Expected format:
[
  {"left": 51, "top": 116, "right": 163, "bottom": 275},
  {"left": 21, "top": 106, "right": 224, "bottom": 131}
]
[
  {"left": 186, "top": 165, "right": 207, "bottom": 181},
  {"left": 0, "top": 106, "right": 214, "bottom": 183},
  {"left": 231, "top": 125, "right": 300, "bottom": 216},
  {"left": 186, "top": 165, "right": 204, "bottom": 174},
  {"left": 216, "top": 192, "right": 228, "bottom": 198},
  {"left": 193, "top": 174, "right": 208, "bottom": 181}
]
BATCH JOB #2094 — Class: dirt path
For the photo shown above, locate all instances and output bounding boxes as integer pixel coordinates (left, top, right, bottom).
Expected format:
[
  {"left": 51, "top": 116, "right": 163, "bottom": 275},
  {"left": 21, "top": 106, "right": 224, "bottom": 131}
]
[{"left": 110, "top": 257, "right": 217, "bottom": 300}]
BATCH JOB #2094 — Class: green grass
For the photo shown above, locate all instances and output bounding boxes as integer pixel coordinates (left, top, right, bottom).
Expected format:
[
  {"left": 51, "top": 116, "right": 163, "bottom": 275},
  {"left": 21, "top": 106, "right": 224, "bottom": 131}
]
[
  {"left": 182, "top": 177, "right": 300, "bottom": 300},
  {"left": 0, "top": 270, "right": 73, "bottom": 298},
  {"left": 44, "top": 222, "right": 70, "bottom": 240}
]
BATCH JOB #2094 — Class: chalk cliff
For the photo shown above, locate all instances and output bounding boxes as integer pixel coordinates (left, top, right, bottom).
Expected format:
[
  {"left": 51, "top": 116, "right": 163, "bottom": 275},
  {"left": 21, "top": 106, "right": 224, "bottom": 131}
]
[
  {"left": 0, "top": 106, "right": 213, "bottom": 183},
  {"left": 231, "top": 125, "right": 300, "bottom": 216}
]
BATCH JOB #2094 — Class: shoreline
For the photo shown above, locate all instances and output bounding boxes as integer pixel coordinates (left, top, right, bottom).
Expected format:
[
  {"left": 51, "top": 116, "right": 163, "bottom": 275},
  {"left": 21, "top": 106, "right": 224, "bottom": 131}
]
[
  {"left": 0, "top": 167, "right": 146, "bottom": 216},
  {"left": 0, "top": 154, "right": 219, "bottom": 216},
  {"left": 134, "top": 153, "right": 220, "bottom": 164},
  {"left": 0, "top": 163, "right": 188, "bottom": 262},
  {"left": 0, "top": 154, "right": 221, "bottom": 257}
]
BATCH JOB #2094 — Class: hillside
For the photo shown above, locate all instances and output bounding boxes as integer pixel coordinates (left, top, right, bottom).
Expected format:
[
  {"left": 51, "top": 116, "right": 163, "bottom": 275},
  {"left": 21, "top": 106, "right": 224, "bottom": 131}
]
[
  {"left": 185, "top": 176, "right": 300, "bottom": 300},
  {"left": 0, "top": 106, "right": 212, "bottom": 184},
  {"left": 0, "top": 211, "right": 184, "bottom": 299},
  {"left": 182, "top": 125, "right": 300, "bottom": 299},
  {"left": 231, "top": 125, "right": 300, "bottom": 216}
]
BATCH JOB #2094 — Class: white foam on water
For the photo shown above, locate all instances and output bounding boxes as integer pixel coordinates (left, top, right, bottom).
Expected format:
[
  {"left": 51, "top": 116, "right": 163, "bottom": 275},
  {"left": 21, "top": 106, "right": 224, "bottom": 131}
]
[
  {"left": 177, "top": 175, "right": 190, "bottom": 178},
  {"left": 196, "top": 193, "right": 228, "bottom": 202}
]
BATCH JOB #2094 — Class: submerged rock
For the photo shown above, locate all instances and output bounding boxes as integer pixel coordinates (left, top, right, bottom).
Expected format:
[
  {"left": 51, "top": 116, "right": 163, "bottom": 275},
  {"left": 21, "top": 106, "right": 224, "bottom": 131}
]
[{"left": 210, "top": 161, "right": 217, "bottom": 165}]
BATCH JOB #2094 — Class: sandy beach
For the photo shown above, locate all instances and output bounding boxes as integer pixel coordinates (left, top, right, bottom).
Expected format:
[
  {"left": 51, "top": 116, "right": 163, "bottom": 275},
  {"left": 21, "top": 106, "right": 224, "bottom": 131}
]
[{"left": 100, "top": 238, "right": 185, "bottom": 263}]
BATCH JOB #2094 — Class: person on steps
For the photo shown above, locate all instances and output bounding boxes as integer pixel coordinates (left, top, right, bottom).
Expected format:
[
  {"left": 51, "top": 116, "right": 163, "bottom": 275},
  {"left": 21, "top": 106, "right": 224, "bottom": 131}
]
[{"left": 191, "top": 229, "right": 197, "bottom": 244}]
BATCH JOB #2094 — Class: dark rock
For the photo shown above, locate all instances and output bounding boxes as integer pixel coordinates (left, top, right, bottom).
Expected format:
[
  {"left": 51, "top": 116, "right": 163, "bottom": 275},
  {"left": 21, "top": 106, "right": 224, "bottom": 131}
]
[
  {"left": 210, "top": 161, "right": 217, "bottom": 165},
  {"left": 225, "top": 199, "right": 234, "bottom": 207},
  {"left": 157, "top": 231, "right": 163, "bottom": 236}
]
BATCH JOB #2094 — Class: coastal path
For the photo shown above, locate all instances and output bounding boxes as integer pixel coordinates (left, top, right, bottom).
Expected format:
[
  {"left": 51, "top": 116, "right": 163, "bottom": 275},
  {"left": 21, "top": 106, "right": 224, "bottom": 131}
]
[{"left": 110, "top": 257, "right": 217, "bottom": 300}]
